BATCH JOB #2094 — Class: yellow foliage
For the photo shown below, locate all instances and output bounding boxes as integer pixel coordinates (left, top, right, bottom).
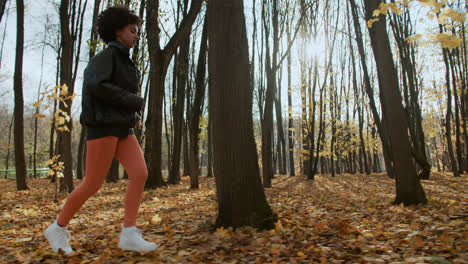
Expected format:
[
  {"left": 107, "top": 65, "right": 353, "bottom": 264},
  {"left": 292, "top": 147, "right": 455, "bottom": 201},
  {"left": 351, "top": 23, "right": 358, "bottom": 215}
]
[
  {"left": 406, "top": 34, "right": 423, "bottom": 43},
  {"left": 432, "top": 32, "right": 463, "bottom": 49},
  {"left": 438, "top": 8, "right": 467, "bottom": 25},
  {"left": 35, "top": 113, "right": 46, "bottom": 119},
  {"left": 367, "top": 18, "right": 380, "bottom": 28}
]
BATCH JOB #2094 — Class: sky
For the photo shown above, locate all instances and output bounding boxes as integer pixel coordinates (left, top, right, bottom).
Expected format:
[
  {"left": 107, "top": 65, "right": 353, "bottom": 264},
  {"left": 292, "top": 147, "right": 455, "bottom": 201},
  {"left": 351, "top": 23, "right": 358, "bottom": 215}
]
[
  {"left": 0, "top": 0, "right": 454, "bottom": 123},
  {"left": 0, "top": 0, "right": 314, "bottom": 121}
]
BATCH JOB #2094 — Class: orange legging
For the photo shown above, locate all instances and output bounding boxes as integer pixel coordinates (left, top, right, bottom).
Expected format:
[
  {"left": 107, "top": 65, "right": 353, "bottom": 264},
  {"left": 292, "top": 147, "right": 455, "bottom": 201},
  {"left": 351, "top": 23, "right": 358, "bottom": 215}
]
[{"left": 57, "top": 135, "right": 147, "bottom": 227}]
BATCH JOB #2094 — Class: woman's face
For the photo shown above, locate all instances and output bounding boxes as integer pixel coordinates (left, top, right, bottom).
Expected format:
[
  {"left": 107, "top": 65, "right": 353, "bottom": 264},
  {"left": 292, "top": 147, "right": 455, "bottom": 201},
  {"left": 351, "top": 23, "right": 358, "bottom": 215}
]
[{"left": 115, "top": 24, "right": 139, "bottom": 48}]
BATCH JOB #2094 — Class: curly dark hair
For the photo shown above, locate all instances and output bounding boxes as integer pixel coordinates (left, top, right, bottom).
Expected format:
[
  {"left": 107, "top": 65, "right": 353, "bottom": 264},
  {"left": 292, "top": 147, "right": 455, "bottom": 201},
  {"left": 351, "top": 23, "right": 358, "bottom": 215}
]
[{"left": 96, "top": 6, "right": 142, "bottom": 44}]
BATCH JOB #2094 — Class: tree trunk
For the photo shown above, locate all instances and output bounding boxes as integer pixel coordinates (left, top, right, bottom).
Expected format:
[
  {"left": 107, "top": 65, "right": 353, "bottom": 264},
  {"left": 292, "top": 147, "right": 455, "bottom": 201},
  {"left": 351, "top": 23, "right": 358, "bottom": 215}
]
[
  {"left": 57, "top": 0, "right": 77, "bottom": 193},
  {"left": 286, "top": 20, "right": 295, "bottom": 176},
  {"left": 300, "top": 62, "right": 308, "bottom": 176},
  {"left": 308, "top": 59, "right": 319, "bottom": 180},
  {"left": 329, "top": 70, "right": 336, "bottom": 178},
  {"left": 208, "top": 0, "right": 275, "bottom": 230},
  {"left": 189, "top": 16, "right": 207, "bottom": 189},
  {"left": 106, "top": 159, "right": 119, "bottom": 183},
  {"left": 441, "top": 46, "right": 460, "bottom": 177},
  {"left": 144, "top": 0, "right": 203, "bottom": 189},
  {"left": 168, "top": 0, "right": 191, "bottom": 184},
  {"left": 13, "top": 0, "right": 27, "bottom": 190},
  {"left": 0, "top": 0, "right": 7, "bottom": 24},
  {"left": 349, "top": 0, "right": 394, "bottom": 178},
  {"left": 364, "top": 0, "right": 427, "bottom": 205},
  {"left": 388, "top": 6, "right": 431, "bottom": 179},
  {"left": 5, "top": 114, "right": 13, "bottom": 179},
  {"left": 206, "top": 106, "right": 213, "bottom": 178},
  {"left": 260, "top": 0, "right": 278, "bottom": 187},
  {"left": 448, "top": 52, "right": 463, "bottom": 175},
  {"left": 77, "top": 0, "right": 101, "bottom": 181}
]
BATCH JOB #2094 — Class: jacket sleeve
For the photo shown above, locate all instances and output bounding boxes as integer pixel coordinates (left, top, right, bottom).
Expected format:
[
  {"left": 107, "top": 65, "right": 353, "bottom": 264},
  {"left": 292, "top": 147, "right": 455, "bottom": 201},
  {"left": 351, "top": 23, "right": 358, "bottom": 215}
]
[{"left": 85, "top": 48, "right": 144, "bottom": 112}]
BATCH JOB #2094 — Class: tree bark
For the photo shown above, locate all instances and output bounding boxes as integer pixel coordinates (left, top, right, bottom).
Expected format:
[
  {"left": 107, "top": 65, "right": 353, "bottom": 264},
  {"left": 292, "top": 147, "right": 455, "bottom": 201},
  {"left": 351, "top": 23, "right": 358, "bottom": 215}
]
[
  {"left": 206, "top": 107, "right": 213, "bottom": 177},
  {"left": 189, "top": 16, "right": 207, "bottom": 189},
  {"left": 168, "top": 0, "right": 191, "bottom": 184},
  {"left": 349, "top": 0, "right": 394, "bottom": 178},
  {"left": 13, "top": 0, "right": 27, "bottom": 190},
  {"left": 208, "top": 0, "right": 275, "bottom": 229},
  {"left": 77, "top": 0, "right": 101, "bottom": 181},
  {"left": 364, "top": 0, "right": 427, "bottom": 205},
  {"left": 106, "top": 159, "right": 120, "bottom": 183},
  {"left": 286, "top": 19, "right": 295, "bottom": 176},
  {"left": 388, "top": 6, "right": 431, "bottom": 179},
  {"left": 144, "top": 0, "right": 203, "bottom": 189},
  {"left": 58, "top": 0, "right": 75, "bottom": 193}
]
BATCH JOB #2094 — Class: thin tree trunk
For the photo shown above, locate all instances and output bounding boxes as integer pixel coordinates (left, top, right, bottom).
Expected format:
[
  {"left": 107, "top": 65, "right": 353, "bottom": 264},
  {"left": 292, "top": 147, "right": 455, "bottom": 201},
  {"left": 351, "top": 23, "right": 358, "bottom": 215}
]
[
  {"left": 33, "top": 24, "right": 48, "bottom": 179},
  {"left": 77, "top": 0, "right": 101, "bottom": 181},
  {"left": 106, "top": 159, "right": 119, "bottom": 182},
  {"left": 207, "top": 109, "right": 213, "bottom": 178},
  {"left": 448, "top": 51, "right": 463, "bottom": 175},
  {"left": 168, "top": 1, "right": 190, "bottom": 185},
  {"left": 13, "top": 0, "right": 28, "bottom": 190},
  {"left": 189, "top": 16, "right": 207, "bottom": 189},
  {"left": 144, "top": 0, "right": 203, "bottom": 189},
  {"left": 58, "top": 0, "right": 75, "bottom": 193},
  {"left": 286, "top": 20, "right": 295, "bottom": 176},
  {"left": 5, "top": 114, "right": 13, "bottom": 179},
  {"left": 349, "top": 0, "right": 394, "bottom": 178},
  {"left": 365, "top": 0, "right": 427, "bottom": 205},
  {"left": 388, "top": 5, "right": 431, "bottom": 179},
  {"left": 441, "top": 46, "right": 460, "bottom": 177}
]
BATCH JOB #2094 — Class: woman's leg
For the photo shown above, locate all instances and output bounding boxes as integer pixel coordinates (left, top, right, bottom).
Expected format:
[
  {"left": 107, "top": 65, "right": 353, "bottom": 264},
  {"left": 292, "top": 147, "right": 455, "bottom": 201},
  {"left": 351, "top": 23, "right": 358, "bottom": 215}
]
[
  {"left": 114, "top": 134, "right": 148, "bottom": 227},
  {"left": 57, "top": 136, "right": 118, "bottom": 226}
]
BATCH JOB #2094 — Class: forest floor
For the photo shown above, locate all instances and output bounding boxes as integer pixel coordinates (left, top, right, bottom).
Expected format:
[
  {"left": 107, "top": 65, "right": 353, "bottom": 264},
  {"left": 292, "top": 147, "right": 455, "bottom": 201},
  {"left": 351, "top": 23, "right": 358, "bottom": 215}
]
[{"left": 0, "top": 172, "right": 466, "bottom": 264}]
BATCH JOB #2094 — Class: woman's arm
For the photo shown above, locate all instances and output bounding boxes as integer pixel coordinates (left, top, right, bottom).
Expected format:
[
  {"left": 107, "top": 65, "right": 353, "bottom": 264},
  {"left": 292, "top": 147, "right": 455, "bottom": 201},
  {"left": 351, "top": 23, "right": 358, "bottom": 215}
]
[{"left": 85, "top": 48, "right": 144, "bottom": 112}]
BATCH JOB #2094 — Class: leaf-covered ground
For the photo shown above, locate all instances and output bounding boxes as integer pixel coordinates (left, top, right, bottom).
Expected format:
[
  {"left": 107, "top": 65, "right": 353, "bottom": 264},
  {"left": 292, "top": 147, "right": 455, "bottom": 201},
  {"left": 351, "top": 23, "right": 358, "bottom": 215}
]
[{"left": 0, "top": 173, "right": 466, "bottom": 263}]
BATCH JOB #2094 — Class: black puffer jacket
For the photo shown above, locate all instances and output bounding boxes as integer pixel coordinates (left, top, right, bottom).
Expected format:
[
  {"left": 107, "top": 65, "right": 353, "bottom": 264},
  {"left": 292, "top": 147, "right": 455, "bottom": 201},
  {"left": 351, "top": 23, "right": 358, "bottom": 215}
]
[{"left": 80, "top": 41, "right": 144, "bottom": 129}]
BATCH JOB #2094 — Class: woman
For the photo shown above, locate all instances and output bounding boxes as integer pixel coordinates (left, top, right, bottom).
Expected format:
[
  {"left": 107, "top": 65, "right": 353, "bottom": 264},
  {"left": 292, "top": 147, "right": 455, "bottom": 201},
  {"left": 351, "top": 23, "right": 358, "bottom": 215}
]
[{"left": 44, "top": 6, "right": 157, "bottom": 254}]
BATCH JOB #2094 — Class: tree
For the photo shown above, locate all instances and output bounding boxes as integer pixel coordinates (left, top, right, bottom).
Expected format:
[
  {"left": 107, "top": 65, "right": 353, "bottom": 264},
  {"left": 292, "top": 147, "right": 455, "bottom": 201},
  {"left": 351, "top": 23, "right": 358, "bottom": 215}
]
[
  {"left": 144, "top": 0, "right": 203, "bottom": 189},
  {"left": 168, "top": 0, "right": 191, "bottom": 185},
  {"left": 13, "top": 0, "right": 27, "bottom": 190},
  {"left": 57, "top": 0, "right": 88, "bottom": 192},
  {"left": 349, "top": 0, "right": 394, "bottom": 178},
  {"left": 76, "top": 0, "right": 102, "bottom": 180},
  {"left": 0, "top": 0, "right": 7, "bottom": 24},
  {"left": 188, "top": 15, "right": 207, "bottom": 189},
  {"left": 388, "top": 3, "right": 431, "bottom": 179},
  {"left": 364, "top": 0, "right": 427, "bottom": 205},
  {"left": 207, "top": 0, "right": 275, "bottom": 229}
]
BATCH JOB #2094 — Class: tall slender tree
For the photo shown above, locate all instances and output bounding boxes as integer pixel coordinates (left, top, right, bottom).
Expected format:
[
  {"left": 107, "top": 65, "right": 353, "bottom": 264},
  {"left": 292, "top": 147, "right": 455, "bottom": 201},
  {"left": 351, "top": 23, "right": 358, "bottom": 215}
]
[
  {"left": 188, "top": 15, "right": 207, "bottom": 189},
  {"left": 349, "top": 0, "right": 393, "bottom": 178},
  {"left": 207, "top": 0, "right": 275, "bottom": 229},
  {"left": 77, "top": 0, "right": 102, "bottom": 180},
  {"left": 364, "top": 0, "right": 427, "bottom": 205},
  {"left": 168, "top": 0, "right": 191, "bottom": 185},
  {"left": 13, "top": 0, "right": 27, "bottom": 190},
  {"left": 144, "top": 0, "right": 203, "bottom": 189}
]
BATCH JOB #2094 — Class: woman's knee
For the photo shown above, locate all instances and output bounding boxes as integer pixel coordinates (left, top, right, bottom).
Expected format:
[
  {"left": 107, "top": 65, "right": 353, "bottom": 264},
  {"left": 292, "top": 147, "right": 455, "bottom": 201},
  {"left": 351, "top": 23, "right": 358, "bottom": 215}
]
[{"left": 79, "top": 178, "right": 105, "bottom": 195}]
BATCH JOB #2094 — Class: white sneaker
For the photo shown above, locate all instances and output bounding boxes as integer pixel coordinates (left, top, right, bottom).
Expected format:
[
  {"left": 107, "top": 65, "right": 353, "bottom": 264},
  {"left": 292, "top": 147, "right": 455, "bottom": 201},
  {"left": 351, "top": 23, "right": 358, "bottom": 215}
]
[
  {"left": 44, "top": 221, "right": 73, "bottom": 255},
  {"left": 118, "top": 226, "right": 158, "bottom": 252}
]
